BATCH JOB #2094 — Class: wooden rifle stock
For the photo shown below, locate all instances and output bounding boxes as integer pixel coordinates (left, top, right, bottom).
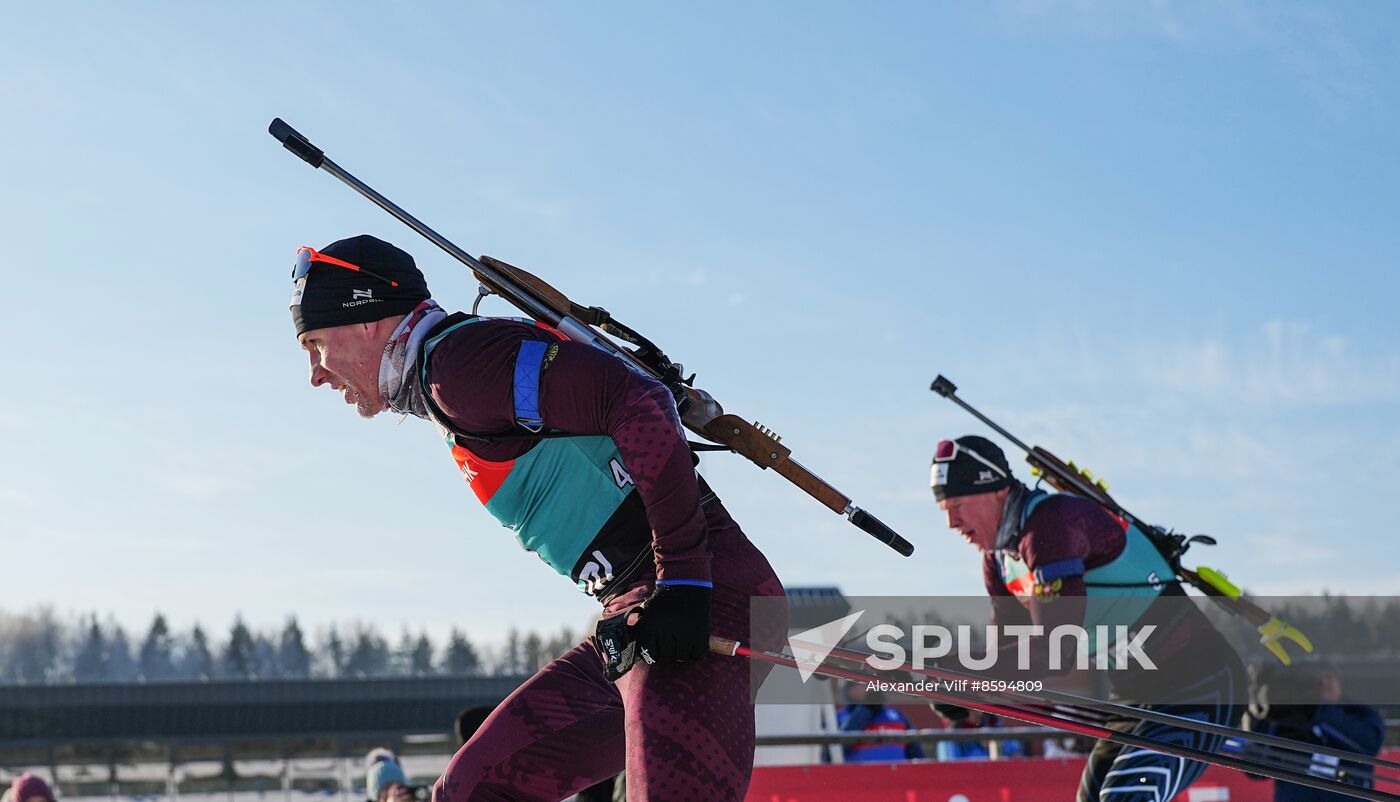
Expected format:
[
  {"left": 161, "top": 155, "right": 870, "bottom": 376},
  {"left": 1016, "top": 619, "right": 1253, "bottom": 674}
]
[
  {"left": 472, "top": 258, "right": 902, "bottom": 550},
  {"left": 265, "top": 117, "right": 911, "bottom": 556}
]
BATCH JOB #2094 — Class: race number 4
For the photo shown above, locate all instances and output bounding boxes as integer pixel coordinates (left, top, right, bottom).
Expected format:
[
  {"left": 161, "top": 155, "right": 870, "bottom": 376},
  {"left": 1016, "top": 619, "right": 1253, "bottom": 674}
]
[{"left": 609, "top": 459, "right": 634, "bottom": 489}]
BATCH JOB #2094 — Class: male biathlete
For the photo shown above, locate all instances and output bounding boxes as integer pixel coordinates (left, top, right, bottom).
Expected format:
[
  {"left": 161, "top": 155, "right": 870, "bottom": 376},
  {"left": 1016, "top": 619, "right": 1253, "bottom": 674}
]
[
  {"left": 931, "top": 435, "right": 1245, "bottom": 802},
  {"left": 288, "top": 234, "right": 786, "bottom": 801}
]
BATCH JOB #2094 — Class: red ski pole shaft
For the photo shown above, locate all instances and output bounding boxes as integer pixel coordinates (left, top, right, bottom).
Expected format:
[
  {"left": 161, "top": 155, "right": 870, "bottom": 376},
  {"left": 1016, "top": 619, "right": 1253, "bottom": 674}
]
[
  {"left": 708, "top": 637, "right": 1400, "bottom": 802},
  {"left": 796, "top": 639, "right": 1400, "bottom": 777}
]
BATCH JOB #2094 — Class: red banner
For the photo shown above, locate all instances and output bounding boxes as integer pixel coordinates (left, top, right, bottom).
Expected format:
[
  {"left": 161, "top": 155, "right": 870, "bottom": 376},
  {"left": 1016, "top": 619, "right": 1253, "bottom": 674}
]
[{"left": 747, "top": 748, "right": 1400, "bottom": 802}]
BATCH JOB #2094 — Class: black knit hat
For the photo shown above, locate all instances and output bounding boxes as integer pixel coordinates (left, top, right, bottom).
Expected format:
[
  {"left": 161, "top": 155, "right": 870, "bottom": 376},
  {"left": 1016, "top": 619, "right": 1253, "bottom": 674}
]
[
  {"left": 290, "top": 235, "right": 430, "bottom": 336},
  {"left": 931, "top": 435, "right": 1012, "bottom": 501}
]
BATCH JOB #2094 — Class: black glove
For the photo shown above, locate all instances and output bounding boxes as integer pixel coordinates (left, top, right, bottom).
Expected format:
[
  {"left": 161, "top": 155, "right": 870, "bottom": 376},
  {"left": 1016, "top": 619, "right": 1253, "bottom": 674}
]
[
  {"left": 631, "top": 583, "right": 712, "bottom": 664},
  {"left": 594, "top": 612, "right": 644, "bottom": 682}
]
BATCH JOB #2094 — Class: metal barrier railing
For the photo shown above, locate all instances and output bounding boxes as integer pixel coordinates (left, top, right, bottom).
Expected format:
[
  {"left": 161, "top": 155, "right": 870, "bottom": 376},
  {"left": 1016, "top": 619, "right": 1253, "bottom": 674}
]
[{"left": 756, "top": 726, "right": 1056, "bottom": 747}]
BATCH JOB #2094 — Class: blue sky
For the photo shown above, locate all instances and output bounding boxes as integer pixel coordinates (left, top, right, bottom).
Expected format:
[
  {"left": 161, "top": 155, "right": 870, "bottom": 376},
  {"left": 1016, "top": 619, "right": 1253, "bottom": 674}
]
[{"left": 2, "top": 2, "right": 1397, "bottom": 649}]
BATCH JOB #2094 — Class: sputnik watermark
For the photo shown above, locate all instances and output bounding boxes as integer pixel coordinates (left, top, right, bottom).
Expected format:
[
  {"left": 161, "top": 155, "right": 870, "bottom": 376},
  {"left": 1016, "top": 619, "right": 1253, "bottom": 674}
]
[
  {"left": 861, "top": 678, "right": 1050, "bottom": 694},
  {"left": 865, "top": 624, "right": 1158, "bottom": 672},
  {"left": 786, "top": 612, "right": 1157, "bottom": 685}
]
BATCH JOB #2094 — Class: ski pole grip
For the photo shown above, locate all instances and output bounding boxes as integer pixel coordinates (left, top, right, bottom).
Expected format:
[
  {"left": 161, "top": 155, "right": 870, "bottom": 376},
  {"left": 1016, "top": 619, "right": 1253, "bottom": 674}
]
[
  {"left": 268, "top": 118, "right": 325, "bottom": 168},
  {"left": 930, "top": 375, "right": 957, "bottom": 398},
  {"left": 709, "top": 636, "right": 740, "bottom": 657},
  {"left": 850, "top": 508, "right": 915, "bottom": 556}
]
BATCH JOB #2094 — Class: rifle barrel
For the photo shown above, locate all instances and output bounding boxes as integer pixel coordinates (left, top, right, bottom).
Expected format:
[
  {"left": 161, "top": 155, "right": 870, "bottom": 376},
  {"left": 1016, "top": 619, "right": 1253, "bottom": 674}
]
[
  {"left": 932, "top": 376, "right": 1034, "bottom": 454},
  {"left": 270, "top": 118, "right": 916, "bottom": 558},
  {"left": 316, "top": 157, "right": 559, "bottom": 325}
]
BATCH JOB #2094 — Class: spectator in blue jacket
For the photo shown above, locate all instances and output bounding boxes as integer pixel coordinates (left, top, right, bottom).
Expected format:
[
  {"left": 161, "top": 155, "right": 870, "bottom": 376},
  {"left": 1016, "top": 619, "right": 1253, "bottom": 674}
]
[
  {"left": 1244, "top": 662, "right": 1385, "bottom": 802},
  {"left": 836, "top": 684, "right": 927, "bottom": 763}
]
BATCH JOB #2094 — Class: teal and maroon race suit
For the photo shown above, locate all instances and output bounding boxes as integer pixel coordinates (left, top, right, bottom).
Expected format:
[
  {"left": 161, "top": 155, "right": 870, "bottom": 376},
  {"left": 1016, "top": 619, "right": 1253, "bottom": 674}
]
[
  {"left": 985, "top": 491, "right": 1244, "bottom": 802},
  {"left": 420, "top": 315, "right": 786, "bottom": 802}
]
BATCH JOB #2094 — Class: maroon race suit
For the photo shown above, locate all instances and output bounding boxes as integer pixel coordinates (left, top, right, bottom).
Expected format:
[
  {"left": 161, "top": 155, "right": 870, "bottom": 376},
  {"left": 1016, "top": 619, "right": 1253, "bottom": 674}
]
[{"left": 425, "top": 317, "right": 787, "bottom": 802}]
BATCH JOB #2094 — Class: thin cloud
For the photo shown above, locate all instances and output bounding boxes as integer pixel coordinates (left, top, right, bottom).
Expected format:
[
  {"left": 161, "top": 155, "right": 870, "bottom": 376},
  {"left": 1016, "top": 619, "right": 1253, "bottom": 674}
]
[
  {"left": 159, "top": 473, "right": 235, "bottom": 500},
  {"left": 1139, "top": 320, "right": 1400, "bottom": 407},
  {"left": 1240, "top": 532, "right": 1341, "bottom": 568},
  {"left": 996, "top": 1, "right": 1376, "bottom": 118},
  {"left": 0, "top": 487, "right": 34, "bottom": 508}
]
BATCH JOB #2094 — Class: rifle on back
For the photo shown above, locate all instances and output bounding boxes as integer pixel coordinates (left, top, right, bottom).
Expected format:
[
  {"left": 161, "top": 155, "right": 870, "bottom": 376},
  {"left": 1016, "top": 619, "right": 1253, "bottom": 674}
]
[
  {"left": 268, "top": 117, "right": 913, "bottom": 559},
  {"left": 931, "top": 374, "right": 1312, "bottom": 665}
]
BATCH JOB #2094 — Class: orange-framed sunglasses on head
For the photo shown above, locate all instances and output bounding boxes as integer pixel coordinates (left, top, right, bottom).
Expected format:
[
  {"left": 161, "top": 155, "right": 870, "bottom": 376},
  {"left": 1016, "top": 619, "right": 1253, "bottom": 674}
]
[{"left": 293, "top": 245, "right": 399, "bottom": 287}]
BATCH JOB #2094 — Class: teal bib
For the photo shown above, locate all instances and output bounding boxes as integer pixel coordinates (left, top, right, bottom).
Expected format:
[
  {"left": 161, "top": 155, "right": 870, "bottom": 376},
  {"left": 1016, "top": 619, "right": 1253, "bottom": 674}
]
[
  {"left": 421, "top": 318, "right": 641, "bottom": 591},
  {"left": 998, "top": 493, "right": 1174, "bottom": 654}
]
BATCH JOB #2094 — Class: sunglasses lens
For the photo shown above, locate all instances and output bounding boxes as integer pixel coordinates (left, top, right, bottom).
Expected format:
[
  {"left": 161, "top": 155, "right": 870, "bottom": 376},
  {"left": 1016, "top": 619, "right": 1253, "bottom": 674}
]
[
  {"left": 935, "top": 439, "right": 958, "bottom": 461},
  {"left": 292, "top": 248, "right": 315, "bottom": 280}
]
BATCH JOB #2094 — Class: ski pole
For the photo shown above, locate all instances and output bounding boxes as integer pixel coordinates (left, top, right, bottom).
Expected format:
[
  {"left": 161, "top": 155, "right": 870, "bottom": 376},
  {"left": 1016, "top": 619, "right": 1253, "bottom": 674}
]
[
  {"left": 793, "top": 638, "right": 1400, "bottom": 779},
  {"left": 709, "top": 637, "right": 1399, "bottom": 802}
]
